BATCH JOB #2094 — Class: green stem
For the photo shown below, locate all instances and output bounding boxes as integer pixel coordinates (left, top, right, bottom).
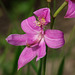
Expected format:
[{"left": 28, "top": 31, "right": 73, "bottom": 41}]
[
  {"left": 50, "top": 1, "right": 68, "bottom": 29},
  {"left": 48, "top": 2, "right": 50, "bottom": 9},
  {"left": 53, "top": 0, "right": 56, "bottom": 13},
  {"left": 37, "top": 59, "right": 42, "bottom": 75},
  {"left": 50, "top": 14, "right": 55, "bottom": 29},
  {"left": 42, "top": 1, "right": 68, "bottom": 75},
  {"left": 42, "top": 46, "right": 48, "bottom": 75},
  {"left": 42, "top": 2, "right": 51, "bottom": 75},
  {"left": 53, "top": 1, "right": 68, "bottom": 18},
  {"left": 51, "top": 1, "right": 56, "bottom": 75}
]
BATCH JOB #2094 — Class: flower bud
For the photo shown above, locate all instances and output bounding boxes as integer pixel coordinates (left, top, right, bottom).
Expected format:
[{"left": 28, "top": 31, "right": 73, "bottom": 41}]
[{"left": 47, "top": 0, "right": 51, "bottom": 2}]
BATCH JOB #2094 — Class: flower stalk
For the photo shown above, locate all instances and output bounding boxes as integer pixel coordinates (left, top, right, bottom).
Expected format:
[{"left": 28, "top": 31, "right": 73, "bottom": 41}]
[
  {"left": 42, "top": 45, "right": 48, "bottom": 75},
  {"left": 53, "top": 0, "right": 56, "bottom": 13},
  {"left": 51, "top": 1, "right": 68, "bottom": 29},
  {"left": 53, "top": 1, "right": 68, "bottom": 18},
  {"left": 42, "top": 2, "right": 50, "bottom": 75},
  {"left": 37, "top": 59, "right": 42, "bottom": 75},
  {"left": 42, "top": 1, "right": 67, "bottom": 75}
]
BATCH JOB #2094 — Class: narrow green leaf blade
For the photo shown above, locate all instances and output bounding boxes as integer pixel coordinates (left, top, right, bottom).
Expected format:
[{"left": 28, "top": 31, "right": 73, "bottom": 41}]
[
  {"left": 30, "top": 61, "right": 38, "bottom": 73},
  {"left": 57, "top": 56, "right": 65, "bottom": 75}
]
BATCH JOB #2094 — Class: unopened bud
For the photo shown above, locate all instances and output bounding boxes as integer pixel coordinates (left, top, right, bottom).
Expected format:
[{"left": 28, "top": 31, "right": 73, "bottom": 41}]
[{"left": 47, "top": 0, "right": 51, "bottom": 2}]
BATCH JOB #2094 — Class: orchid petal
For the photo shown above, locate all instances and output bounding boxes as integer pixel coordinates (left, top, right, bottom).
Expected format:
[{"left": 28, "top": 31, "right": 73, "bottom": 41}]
[
  {"left": 18, "top": 47, "right": 36, "bottom": 70},
  {"left": 36, "top": 38, "right": 46, "bottom": 61},
  {"left": 44, "top": 29, "right": 65, "bottom": 48},
  {"left": 6, "top": 34, "right": 27, "bottom": 46},
  {"left": 21, "top": 16, "right": 41, "bottom": 34},
  {"left": 26, "top": 34, "right": 40, "bottom": 47},
  {"left": 65, "top": 0, "right": 75, "bottom": 18},
  {"left": 33, "top": 8, "right": 50, "bottom": 23}
]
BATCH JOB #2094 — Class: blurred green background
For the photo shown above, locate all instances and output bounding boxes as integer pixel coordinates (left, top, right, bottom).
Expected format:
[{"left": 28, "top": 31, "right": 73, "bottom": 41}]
[{"left": 0, "top": 0, "right": 75, "bottom": 75}]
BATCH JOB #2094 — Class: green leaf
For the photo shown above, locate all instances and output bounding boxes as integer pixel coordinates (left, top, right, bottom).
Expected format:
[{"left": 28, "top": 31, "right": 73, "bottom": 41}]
[
  {"left": 57, "top": 56, "right": 65, "bottom": 75},
  {"left": 37, "top": 59, "right": 42, "bottom": 75},
  {"left": 11, "top": 46, "right": 24, "bottom": 75},
  {"left": 30, "top": 61, "right": 38, "bottom": 73},
  {"left": 61, "top": 26, "right": 75, "bottom": 58}
]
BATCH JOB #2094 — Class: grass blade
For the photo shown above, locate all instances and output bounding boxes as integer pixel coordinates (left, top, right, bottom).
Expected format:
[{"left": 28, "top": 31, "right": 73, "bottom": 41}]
[
  {"left": 30, "top": 61, "right": 38, "bottom": 73},
  {"left": 11, "top": 46, "right": 24, "bottom": 75},
  {"left": 57, "top": 56, "right": 65, "bottom": 75}
]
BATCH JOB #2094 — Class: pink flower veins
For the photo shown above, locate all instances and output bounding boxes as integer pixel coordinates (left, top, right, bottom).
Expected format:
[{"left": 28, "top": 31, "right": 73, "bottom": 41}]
[{"left": 6, "top": 8, "right": 65, "bottom": 70}]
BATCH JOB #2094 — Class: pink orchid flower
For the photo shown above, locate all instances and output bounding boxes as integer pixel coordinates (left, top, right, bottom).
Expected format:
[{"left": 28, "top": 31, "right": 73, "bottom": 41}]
[
  {"left": 65, "top": 0, "right": 75, "bottom": 18},
  {"left": 6, "top": 8, "right": 65, "bottom": 70}
]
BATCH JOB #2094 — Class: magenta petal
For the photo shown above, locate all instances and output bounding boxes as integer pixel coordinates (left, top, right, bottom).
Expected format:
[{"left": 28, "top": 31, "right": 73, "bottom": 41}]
[
  {"left": 65, "top": 0, "right": 75, "bottom": 18},
  {"left": 44, "top": 29, "right": 65, "bottom": 48},
  {"left": 18, "top": 47, "right": 36, "bottom": 70},
  {"left": 6, "top": 34, "right": 27, "bottom": 46},
  {"left": 26, "top": 34, "right": 40, "bottom": 47},
  {"left": 36, "top": 38, "right": 46, "bottom": 61},
  {"left": 33, "top": 8, "right": 50, "bottom": 23},
  {"left": 21, "top": 16, "right": 41, "bottom": 34}
]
